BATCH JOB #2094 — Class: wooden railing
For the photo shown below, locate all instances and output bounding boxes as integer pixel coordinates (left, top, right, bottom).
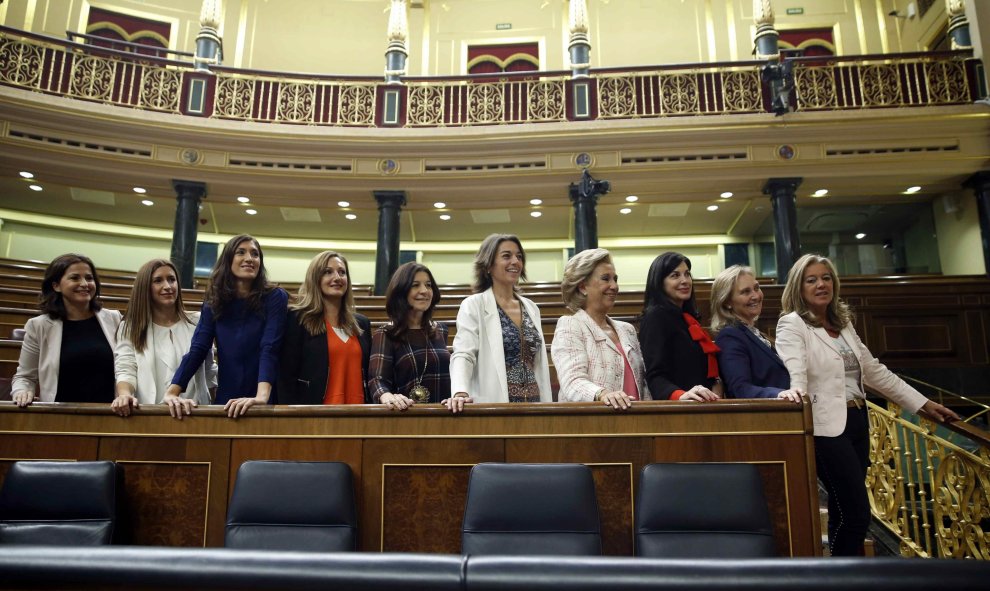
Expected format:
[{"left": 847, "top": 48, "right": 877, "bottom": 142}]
[{"left": 0, "top": 26, "right": 980, "bottom": 127}]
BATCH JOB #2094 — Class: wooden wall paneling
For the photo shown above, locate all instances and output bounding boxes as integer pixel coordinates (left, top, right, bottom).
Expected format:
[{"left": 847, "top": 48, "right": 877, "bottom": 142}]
[
  {"left": 870, "top": 313, "right": 959, "bottom": 360},
  {"left": 0, "top": 433, "right": 100, "bottom": 490},
  {"left": 365, "top": 438, "right": 505, "bottom": 553},
  {"left": 966, "top": 309, "right": 989, "bottom": 364},
  {"left": 98, "top": 437, "right": 230, "bottom": 547},
  {"left": 504, "top": 437, "right": 653, "bottom": 555},
  {"left": 652, "top": 433, "right": 821, "bottom": 557}
]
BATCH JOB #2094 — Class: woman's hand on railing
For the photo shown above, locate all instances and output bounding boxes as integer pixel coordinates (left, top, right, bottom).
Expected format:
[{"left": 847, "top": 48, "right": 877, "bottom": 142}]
[
  {"left": 919, "top": 399, "right": 961, "bottom": 423},
  {"left": 776, "top": 388, "right": 804, "bottom": 403}
]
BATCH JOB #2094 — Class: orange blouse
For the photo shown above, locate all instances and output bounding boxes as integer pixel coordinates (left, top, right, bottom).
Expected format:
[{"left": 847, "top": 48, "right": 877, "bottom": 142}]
[{"left": 323, "top": 321, "right": 365, "bottom": 405}]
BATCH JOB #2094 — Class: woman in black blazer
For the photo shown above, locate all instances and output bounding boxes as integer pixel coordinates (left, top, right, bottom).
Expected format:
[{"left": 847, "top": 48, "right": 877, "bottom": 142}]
[
  {"left": 639, "top": 252, "right": 722, "bottom": 401},
  {"left": 278, "top": 251, "right": 372, "bottom": 405}
]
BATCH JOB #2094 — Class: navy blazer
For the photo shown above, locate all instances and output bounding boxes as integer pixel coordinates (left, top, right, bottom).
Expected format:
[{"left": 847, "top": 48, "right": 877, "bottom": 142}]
[{"left": 714, "top": 323, "right": 790, "bottom": 399}]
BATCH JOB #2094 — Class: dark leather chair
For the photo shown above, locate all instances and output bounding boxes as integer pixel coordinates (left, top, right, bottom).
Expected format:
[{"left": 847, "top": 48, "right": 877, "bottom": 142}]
[
  {"left": 225, "top": 461, "right": 357, "bottom": 551},
  {"left": 0, "top": 460, "right": 118, "bottom": 545},
  {"left": 461, "top": 463, "right": 601, "bottom": 556},
  {"left": 635, "top": 462, "right": 775, "bottom": 558}
]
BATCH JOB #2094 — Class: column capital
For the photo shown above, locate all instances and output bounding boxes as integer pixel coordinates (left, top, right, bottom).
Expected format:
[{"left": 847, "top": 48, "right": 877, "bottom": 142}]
[
  {"left": 172, "top": 179, "right": 207, "bottom": 200},
  {"left": 762, "top": 177, "right": 803, "bottom": 196},
  {"left": 373, "top": 190, "right": 407, "bottom": 209},
  {"left": 963, "top": 171, "right": 990, "bottom": 193}
]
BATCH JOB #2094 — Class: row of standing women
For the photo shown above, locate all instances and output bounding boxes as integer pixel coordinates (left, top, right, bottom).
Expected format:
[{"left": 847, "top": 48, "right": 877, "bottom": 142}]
[{"left": 9, "top": 233, "right": 961, "bottom": 557}]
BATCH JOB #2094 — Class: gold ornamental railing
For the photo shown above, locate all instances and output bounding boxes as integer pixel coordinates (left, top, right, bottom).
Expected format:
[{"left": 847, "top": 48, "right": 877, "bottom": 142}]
[
  {"left": 867, "top": 398, "right": 990, "bottom": 559},
  {"left": 0, "top": 25, "right": 981, "bottom": 128}
]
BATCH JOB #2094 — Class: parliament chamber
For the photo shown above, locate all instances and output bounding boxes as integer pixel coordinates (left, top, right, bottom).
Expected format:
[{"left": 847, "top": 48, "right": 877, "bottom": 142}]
[{"left": 1, "top": 0, "right": 989, "bottom": 583}]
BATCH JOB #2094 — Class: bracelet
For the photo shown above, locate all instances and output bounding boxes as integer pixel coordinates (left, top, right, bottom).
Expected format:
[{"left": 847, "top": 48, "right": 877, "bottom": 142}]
[
  {"left": 454, "top": 393, "right": 469, "bottom": 399},
  {"left": 594, "top": 389, "right": 605, "bottom": 402}
]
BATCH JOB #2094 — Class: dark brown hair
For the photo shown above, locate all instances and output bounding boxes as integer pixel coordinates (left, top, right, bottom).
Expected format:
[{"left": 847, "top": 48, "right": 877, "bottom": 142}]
[
  {"left": 205, "top": 234, "right": 274, "bottom": 318},
  {"left": 40, "top": 253, "right": 103, "bottom": 320},
  {"left": 384, "top": 262, "right": 441, "bottom": 340}
]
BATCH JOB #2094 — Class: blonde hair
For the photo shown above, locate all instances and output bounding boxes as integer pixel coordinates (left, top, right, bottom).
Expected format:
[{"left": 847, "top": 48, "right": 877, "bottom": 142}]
[
  {"left": 472, "top": 233, "right": 527, "bottom": 293},
  {"left": 122, "top": 259, "right": 191, "bottom": 353},
  {"left": 709, "top": 265, "right": 755, "bottom": 334},
  {"left": 561, "top": 248, "right": 613, "bottom": 313},
  {"left": 780, "top": 254, "right": 853, "bottom": 329},
  {"left": 290, "top": 251, "right": 361, "bottom": 337}
]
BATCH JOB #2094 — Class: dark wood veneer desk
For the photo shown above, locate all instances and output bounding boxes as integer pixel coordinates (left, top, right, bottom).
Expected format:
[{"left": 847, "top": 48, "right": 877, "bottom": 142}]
[{"left": 0, "top": 400, "right": 821, "bottom": 556}]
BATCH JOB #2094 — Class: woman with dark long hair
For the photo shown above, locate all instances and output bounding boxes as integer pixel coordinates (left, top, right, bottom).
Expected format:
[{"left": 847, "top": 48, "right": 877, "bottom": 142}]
[
  {"left": 11, "top": 253, "right": 121, "bottom": 406},
  {"left": 278, "top": 250, "right": 371, "bottom": 405},
  {"left": 368, "top": 262, "right": 451, "bottom": 409},
  {"left": 166, "top": 235, "right": 288, "bottom": 417},
  {"left": 111, "top": 259, "right": 216, "bottom": 419},
  {"left": 639, "top": 252, "right": 722, "bottom": 401}
]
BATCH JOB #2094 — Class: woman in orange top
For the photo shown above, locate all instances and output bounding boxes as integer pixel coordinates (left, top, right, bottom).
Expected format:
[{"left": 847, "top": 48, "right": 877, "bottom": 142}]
[{"left": 278, "top": 251, "right": 371, "bottom": 404}]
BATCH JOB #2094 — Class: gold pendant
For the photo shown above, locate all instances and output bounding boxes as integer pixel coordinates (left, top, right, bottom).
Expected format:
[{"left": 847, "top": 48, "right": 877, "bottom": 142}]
[{"left": 410, "top": 385, "right": 430, "bottom": 403}]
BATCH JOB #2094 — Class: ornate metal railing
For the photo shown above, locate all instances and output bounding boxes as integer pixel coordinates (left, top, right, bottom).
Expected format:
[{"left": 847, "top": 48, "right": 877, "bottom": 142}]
[
  {"left": 0, "top": 25, "right": 981, "bottom": 128},
  {"left": 867, "top": 399, "right": 990, "bottom": 559}
]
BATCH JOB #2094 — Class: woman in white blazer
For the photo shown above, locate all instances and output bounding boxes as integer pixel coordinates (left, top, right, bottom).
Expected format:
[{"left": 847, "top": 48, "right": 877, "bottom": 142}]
[
  {"left": 112, "top": 259, "right": 217, "bottom": 420},
  {"left": 448, "top": 234, "right": 552, "bottom": 411},
  {"left": 552, "top": 248, "right": 649, "bottom": 409},
  {"left": 775, "top": 254, "right": 958, "bottom": 556},
  {"left": 12, "top": 254, "right": 121, "bottom": 406}
]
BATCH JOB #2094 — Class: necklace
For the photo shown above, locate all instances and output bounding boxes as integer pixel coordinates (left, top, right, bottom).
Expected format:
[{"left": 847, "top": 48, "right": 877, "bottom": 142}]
[{"left": 407, "top": 333, "right": 430, "bottom": 403}]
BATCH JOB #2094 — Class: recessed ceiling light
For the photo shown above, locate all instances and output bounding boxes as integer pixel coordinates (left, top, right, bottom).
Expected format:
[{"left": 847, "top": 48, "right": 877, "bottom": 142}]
[
  {"left": 905, "top": 186, "right": 922, "bottom": 194},
  {"left": 625, "top": 195, "right": 638, "bottom": 202},
  {"left": 812, "top": 189, "right": 829, "bottom": 197},
  {"left": 706, "top": 205, "right": 719, "bottom": 211},
  {"left": 530, "top": 198, "right": 543, "bottom": 205},
  {"left": 18, "top": 171, "right": 34, "bottom": 179},
  {"left": 619, "top": 207, "right": 632, "bottom": 214},
  {"left": 855, "top": 233, "right": 866, "bottom": 239},
  {"left": 434, "top": 202, "right": 446, "bottom": 209},
  {"left": 720, "top": 191, "right": 733, "bottom": 198},
  {"left": 28, "top": 184, "right": 43, "bottom": 192},
  {"left": 337, "top": 201, "right": 350, "bottom": 208},
  {"left": 345, "top": 213, "right": 357, "bottom": 220},
  {"left": 141, "top": 199, "right": 154, "bottom": 206},
  {"left": 245, "top": 209, "right": 258, "bottom": 215},
  {"left": 439, "top": 214, "right": 451, "bottom": 221},
  {"left": 530, "top": 211, "right": 542, "bottom": 218},
  {"left": 237, "top": 196, "right": 250, "bottom": 203},
  {"left": 132, "top": 187, "right": 146, "bottom": 194}
]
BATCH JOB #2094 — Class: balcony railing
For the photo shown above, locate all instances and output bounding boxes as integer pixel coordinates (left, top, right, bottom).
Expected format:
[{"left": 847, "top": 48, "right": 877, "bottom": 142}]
[{"left": 0, "top": 25, "right": 981, "bottom": 128}]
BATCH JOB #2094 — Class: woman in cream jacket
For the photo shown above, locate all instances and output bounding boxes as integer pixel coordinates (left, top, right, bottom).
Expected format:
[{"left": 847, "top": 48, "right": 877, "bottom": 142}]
[
  {"left": 775, "top": 254, "right": 957, "bottom": 556},
  {"left": 112, "top": 259, "right": 216, "bottom": 419},
  {"left": 448, "top": 234, "right": 551, "bottom": 411},
  {"left": 552, "top": 248, "right": 649, "bottom": 409}
]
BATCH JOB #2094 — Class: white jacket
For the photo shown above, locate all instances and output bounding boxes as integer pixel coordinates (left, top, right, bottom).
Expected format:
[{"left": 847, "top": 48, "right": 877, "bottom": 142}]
[
  {"left": 450, "top": 288, "right": 552, "bottom": 402},
  {"left": 12, "top": 308, "right": 122, "bottom": 402},
  {"left": 114, "top": 312, "right": 217, "bottom": 405},
  {"left": 551, "top": 310, "right": 651, "bottom": 402},
  {"left": 775, "top": 311, "right": 927, "bottom": 437}
]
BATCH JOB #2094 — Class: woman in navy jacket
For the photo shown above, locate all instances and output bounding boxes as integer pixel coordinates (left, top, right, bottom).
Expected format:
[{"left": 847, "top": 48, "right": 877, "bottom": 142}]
[{"left": 710, "top": 265, "right": 801, "bottom": 402}]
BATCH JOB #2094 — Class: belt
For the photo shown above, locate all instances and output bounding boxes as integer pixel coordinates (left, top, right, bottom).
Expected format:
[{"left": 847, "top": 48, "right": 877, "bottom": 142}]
[{"left": 846, "top": 398, "right": 865, "bottom": 409}]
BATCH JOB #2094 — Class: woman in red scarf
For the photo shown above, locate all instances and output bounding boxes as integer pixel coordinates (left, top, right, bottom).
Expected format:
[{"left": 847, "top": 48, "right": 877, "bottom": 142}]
[{"left": 639, "top": 252, "right": 723, "bottom": 401}]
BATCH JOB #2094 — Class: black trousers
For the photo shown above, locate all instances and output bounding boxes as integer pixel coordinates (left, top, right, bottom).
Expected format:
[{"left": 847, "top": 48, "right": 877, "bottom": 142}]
[{"left": 814, "top": 405, "right": 871, "bottom": 556}]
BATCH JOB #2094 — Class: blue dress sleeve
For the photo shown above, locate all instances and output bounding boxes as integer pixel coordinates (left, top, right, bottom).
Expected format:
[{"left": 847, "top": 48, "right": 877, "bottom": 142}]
[
  {"left": 171, "top": 302, "right": 216, "bottom": 390},
  {"left": 256, "top": 288, "right": 288, "bottom": 386}
]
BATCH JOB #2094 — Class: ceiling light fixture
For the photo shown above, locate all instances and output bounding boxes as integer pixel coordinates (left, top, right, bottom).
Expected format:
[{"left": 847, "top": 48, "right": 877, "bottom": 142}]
[
  {"left": 855, "top": 233, "right": 866, "bottom": 239},
  {"left": 434, "top": 202, "right": 446, "bottom": 208},
  {"left": 905, "top": 186, "right": 922, "bottom": 194},
  {"left": 337, "top": 201, "right": 350, "bottom": 208},
  {"left": 132, "top": 187, "right": 146, "bottom": 194},
  {"left": 19, "top": 171, "right": 34, "bottom": 179},
  {"left": 619, "top": 207, "right": 632, "bottom": 214},
  {"left": 345, "top": 213, "right": 357, "bottom": 220},
  {"left": 141, "top": 200, "right": 154, "bottom": 206},
  {"left": 245, "top": 209, "right": 258, "bottom": 215},
  {"left": 530, "top": 211, "right": 542, "bottom": 218},
  {"left": 706, "top": 205, "right": 719, "bottom": 211},
  {"left": 530, "top": 198, "right": 543, "bottom": 206},
  {"left": 28, "top": 184, "right": 43, "bottom": 192},
  {"left": 812, "top": 189, "right": 829, "bottom": 197},
  {"left": 720, "top": 191, "right": 733, "bottom": 198},
  {"left": 439, "top": 214, "right": 451, "bottom": 221},
  {"left": 625, "top": 195, "right": 638, "bottom": 202},
  {"left": 237, "top": 196, "right": 250, "bottom": 203}
]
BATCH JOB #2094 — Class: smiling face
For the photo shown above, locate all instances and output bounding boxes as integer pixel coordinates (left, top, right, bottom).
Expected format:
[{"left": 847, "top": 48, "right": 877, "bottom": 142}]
[
  {"left": 320, "top": 256, "right": 349, "bottom": 302},
  {"left": 801, "top": 262, "right": 834, "bottom": 315},
  {"left": 230, "top": 239, "right": 261, "bottom": 283},
  {"left": 150, "top": 264, "right": 179, "bottom": 311},
  {"left": 662, "top": 261, "right": 693, "bottom": 307},
  {"left": 406, "top": 270, "right": 434, "bottom": 316},
  {"left": 728, "top": 272, "right": 763, "bottom": 325},
  {"left": 488, "top": 240, "right": 524, "bottom": 288},
  {"left": 53, "top": 261, "right": 96, "bottom": 309},
  {"left": 582, "top": 262, "right": 618, "bottom": 315}
]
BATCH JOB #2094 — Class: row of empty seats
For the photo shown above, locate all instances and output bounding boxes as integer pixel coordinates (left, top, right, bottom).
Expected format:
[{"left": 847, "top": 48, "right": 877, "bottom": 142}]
[{"left": 0, "top": 460, "right": 775, "bottom": 558}]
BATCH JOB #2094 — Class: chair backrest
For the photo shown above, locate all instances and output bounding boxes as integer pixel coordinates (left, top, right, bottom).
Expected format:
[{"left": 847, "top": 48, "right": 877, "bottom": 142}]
[
  {"left": 225, "top": 461, "right": 357, "bottom": 552},
  {"left": 635, "top": 462, "right": 776, "bottom": 558},
  {"left": 0, "top": 460, "right": 118, "bottom": 546},
  {"left": 461, "top": 463, "right": 602, "bottom": 556}
]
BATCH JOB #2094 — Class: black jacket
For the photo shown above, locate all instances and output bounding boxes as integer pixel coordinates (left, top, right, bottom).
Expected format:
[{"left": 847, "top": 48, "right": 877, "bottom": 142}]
[
  {"left": 277, "top": 309, "right": 372, "bottom": 404},
  {"left": 639, "top": 305, "right": 717, "bottom": 400}
]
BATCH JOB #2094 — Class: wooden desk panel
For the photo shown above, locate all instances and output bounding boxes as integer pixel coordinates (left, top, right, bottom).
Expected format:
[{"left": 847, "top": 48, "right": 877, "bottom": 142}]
[{"left": 0, "top": 400, "right": 821, "bottom": 556}]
